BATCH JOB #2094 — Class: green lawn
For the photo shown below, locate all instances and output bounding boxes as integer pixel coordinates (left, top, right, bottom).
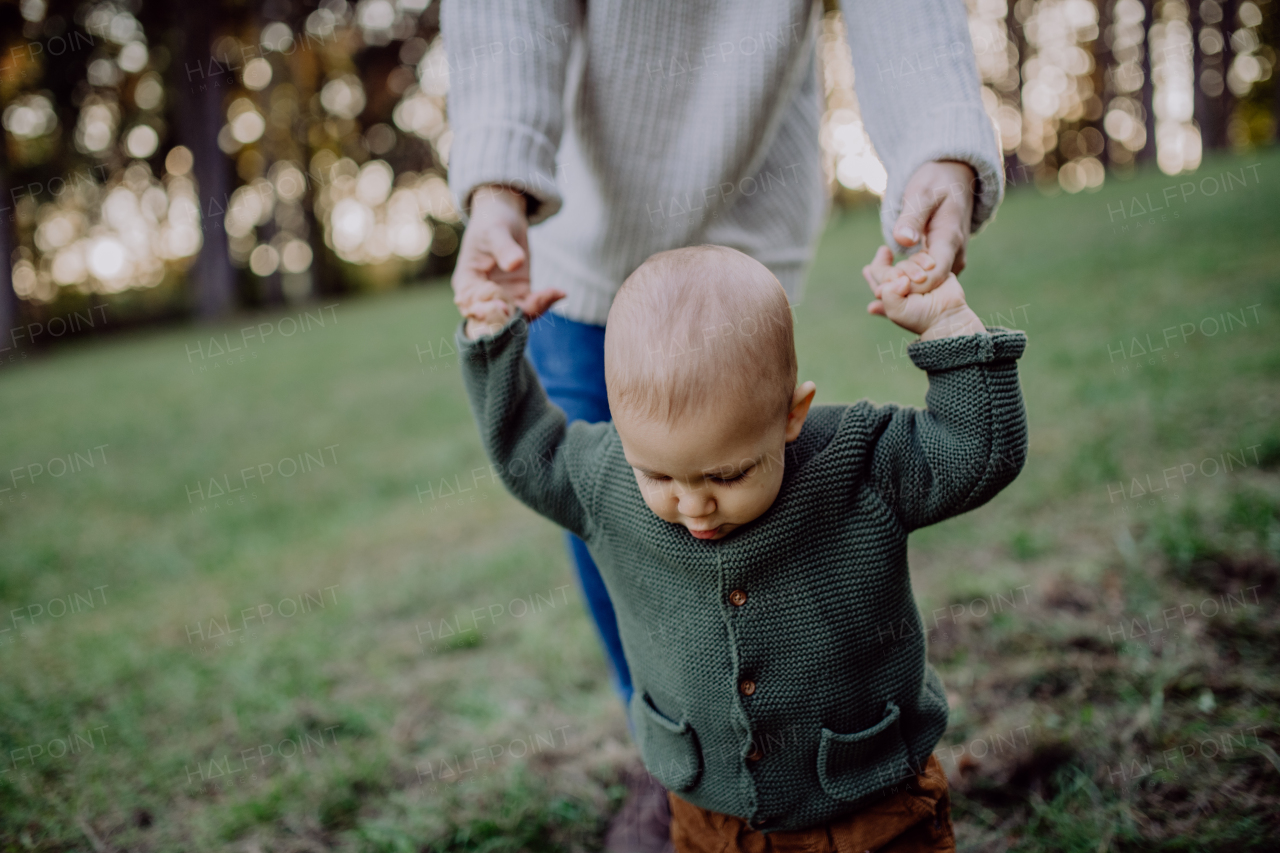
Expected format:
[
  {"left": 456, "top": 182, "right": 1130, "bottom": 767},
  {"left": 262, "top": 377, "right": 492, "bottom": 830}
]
[{"left": 2, "top": 148, "right": 1278, "bottom": 851}]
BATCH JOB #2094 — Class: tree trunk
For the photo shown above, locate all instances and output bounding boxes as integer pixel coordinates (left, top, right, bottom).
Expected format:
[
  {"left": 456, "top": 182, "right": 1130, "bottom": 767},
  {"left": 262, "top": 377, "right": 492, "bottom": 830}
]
[
  {"left": 1094, "top": 0, "right": 1114, "bottom": 167},
  {"left": 178, "top": 7, "right": 236, "bottom": 320},
  {"left": 1006, "top": 0, "right": 1028, "bottom": 182},
  {"left": 1191, "top": 0, "right": 1207, "bottom": 146},
  {"left": 1215, "top": 0, "right": 1239, "bottom": 150},
  {"left": 1139, "top": 0, "right": 1157, "bottom": 163},
  {"left": 0, "top": 163, "right": 17, "bottom": 349}
]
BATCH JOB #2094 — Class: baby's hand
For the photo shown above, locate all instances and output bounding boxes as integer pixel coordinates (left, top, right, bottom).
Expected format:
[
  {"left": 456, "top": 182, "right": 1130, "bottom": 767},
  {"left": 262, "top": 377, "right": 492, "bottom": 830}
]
[
  {"left": 457, "top": 279, "right": 565, "bottom": 340},
  {"left": 861, "top": 246, "right": 985, "bottom": 340},
  {"left": 457, "top": 280, "right": 516, "bottom": 339}
]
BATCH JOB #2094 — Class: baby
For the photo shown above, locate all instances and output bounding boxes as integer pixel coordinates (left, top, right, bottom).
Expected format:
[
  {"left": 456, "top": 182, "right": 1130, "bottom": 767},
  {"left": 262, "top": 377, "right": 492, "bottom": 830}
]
[{"left": 453, "top": 245, "right": 1027, "bottom": 850}]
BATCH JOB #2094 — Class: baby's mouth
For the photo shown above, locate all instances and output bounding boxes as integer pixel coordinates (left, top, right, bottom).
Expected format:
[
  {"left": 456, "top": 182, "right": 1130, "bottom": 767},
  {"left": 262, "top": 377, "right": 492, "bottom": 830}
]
[{"left": 687, "top": 524, "right": 722, "bottom": 540}]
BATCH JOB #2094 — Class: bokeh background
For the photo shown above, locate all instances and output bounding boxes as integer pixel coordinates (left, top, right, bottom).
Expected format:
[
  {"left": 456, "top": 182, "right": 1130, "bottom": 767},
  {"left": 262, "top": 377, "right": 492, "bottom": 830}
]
[{"left": 1, "top": 0, "right": 1278, "bottom": 850}]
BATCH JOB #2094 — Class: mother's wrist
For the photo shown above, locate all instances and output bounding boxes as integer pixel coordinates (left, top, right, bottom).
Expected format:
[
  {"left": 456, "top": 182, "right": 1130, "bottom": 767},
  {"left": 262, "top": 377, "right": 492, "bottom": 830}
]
[{"left": 471, "top": 184, "right": 529, "bottom": 218}]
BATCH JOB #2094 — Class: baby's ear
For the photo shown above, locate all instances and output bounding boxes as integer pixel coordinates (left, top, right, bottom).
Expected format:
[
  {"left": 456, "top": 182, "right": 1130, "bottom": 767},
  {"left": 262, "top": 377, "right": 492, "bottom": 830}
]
[{"left": 785, "top": 381, "right": 817, "bottom": 442}]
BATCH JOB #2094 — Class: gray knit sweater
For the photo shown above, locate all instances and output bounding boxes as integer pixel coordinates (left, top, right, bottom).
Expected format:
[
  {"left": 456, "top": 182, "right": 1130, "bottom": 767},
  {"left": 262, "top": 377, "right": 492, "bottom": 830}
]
[
  {"left": 441, "top": 0, "right": 1004, "bottom": 325},
  {"left": 456, "top": 308, "right": 1028, "bottom": 831}
]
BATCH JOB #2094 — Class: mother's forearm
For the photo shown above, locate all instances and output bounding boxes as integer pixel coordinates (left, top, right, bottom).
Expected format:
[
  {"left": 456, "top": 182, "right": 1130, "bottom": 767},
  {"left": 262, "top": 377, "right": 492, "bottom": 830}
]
[
  {"left": 840, "top": 0, "right": 1004, "bottom": 242},
  {"left": 440, "top": 0, "right": 580, "bottom": 223}
]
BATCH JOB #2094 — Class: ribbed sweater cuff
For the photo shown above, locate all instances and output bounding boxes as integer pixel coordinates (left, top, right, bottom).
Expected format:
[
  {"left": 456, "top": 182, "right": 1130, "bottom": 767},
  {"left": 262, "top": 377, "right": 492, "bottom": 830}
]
[
  {"left": 907, "top": 326, "right": 1026, "bottom": 372},
  {"left": 448, "top": 124, "right": 563, "bottom": 224},
  {"left": 879, "top": 103, "right": 1005, "bottom": 251}
]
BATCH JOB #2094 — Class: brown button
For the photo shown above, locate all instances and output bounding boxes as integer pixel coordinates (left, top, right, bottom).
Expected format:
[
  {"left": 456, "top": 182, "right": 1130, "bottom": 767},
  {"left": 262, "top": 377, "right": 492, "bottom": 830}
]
[
  {"left": 729, "top": 589, "right": 747, "bottom": 607},
  {"left": 739, "top": 679, "right": 756, "bottom": 696},
  {"left": 746, "top": 745, "right": 763, "bottom": 761}
]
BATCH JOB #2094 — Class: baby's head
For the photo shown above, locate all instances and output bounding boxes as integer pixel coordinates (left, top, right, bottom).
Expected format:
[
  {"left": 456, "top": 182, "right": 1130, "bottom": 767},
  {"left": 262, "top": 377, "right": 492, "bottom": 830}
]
[{"left": 605, "top": 245, "right": 816, "bottom": 541}]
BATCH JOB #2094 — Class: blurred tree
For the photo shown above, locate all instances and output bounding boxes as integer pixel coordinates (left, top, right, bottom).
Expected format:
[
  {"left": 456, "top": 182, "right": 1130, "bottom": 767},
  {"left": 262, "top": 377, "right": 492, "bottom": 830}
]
[
  {"left": 2, "top": 0, "right": 460, "bottom": 337},
  {"left": 1269, "top": 0, "right": 1280, "bottom": 136},
  {"left": 2, "top": 2, "right": 31, "bottom": 338},
  {"left": 1, "top": 156, "right": 15, "bottom": 342},
  {"left": 1006, "top": 0, "right": 1029, "bottom": 178},
  {"left": 1222, "top": 0, "right": 1274, "bottom": 146},
  {"left": 1139, "top": 0, "right": 1158, "bottom": 160},
  {"left": 172, "top": 0, "right": 238, "bottom": 319},
  {"left": 1196, "top": 0, "right": 1240, "bottom": 148},
  {"left": 1093, "top": 0, "right": 1115, "bottom": 165},
  {"left": 1218, "top": 0, "right": 1240, "bottom": 146}
]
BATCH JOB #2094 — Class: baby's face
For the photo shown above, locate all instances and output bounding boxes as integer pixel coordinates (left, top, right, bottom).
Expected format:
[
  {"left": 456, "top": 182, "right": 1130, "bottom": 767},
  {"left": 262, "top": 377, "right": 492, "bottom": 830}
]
[{"left": 615, "top": 388, "right": 811, "bottom": 542}]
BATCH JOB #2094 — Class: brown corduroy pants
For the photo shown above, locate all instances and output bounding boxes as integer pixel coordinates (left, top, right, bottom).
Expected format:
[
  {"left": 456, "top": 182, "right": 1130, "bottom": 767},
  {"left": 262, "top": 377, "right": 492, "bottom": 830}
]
[{"left": 667, "top": 755, "right": 955, "bottom": 853}]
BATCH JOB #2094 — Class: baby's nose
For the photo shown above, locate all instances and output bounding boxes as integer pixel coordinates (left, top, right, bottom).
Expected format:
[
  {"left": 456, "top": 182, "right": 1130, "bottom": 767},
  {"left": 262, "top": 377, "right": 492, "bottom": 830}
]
[{"left": 677, "top": 490, "right": 715, "bottom": 518}]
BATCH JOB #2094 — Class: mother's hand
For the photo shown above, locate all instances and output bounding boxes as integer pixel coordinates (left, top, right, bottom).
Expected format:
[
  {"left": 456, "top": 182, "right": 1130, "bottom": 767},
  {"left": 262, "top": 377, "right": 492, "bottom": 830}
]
[
  {"left": 889, "top": 161, "right": 977, "bottom": 293},
  {"left": 452, "top": 184, "right": 564, "bottom": 331}
]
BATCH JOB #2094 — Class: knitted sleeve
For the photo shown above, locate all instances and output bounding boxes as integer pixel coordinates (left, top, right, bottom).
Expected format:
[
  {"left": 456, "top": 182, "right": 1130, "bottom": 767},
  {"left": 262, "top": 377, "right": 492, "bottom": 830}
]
[
  {"left": 454, "top": 309, "right": 610, "bottom": 539},
  {"left": 440, "top": 0, "right": 580, "bottom": 223},
  {"left": 840, "top": 0, "right": 1004, "bottom": 247},
  {"left": 863, "top": 327, "right": 1027, "bottom": 532}
]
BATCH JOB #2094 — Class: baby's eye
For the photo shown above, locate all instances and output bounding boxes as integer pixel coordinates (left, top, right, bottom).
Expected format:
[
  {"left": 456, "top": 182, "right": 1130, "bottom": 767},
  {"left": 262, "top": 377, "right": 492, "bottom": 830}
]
[
  {"left": 638, "top": 471, "right": 670, "bottom": 483},
  {"left": 709, "top": 467, "right": 753, "bottom": 486}
]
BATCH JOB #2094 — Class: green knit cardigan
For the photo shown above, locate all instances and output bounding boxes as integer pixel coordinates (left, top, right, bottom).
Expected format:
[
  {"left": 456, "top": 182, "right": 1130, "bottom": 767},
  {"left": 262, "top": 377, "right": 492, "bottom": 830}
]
[{"left": 456, "top": 308, "right": 1028, "bottom": 832}]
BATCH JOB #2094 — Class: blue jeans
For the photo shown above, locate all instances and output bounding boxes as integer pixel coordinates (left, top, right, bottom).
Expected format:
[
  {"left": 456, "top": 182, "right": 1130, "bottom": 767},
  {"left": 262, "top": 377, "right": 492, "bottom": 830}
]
[{"left": 525, "top": 312, "right": 634, "bottom": 712}]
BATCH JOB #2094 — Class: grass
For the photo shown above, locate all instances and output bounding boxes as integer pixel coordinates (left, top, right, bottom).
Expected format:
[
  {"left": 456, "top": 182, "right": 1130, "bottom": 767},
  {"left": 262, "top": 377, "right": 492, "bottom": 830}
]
[{"left": 1, "top": 147, "right": 1278, "bottom": 851}]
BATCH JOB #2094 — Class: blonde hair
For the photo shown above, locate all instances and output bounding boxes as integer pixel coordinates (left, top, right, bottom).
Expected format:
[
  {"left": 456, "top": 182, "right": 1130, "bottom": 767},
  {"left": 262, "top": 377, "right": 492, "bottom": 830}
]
[{"left": 605, "top": 245, "right": 797, "bottom": 426}]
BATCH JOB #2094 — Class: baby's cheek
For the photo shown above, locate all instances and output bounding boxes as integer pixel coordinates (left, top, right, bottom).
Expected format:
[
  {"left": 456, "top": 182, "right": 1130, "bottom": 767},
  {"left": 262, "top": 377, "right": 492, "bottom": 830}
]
[
  {"left": 744, "top": 479, "right": 784, "bottom": 522},
  {"left": 643, "top": 495, "right": 669, "bottom": 519},
  {"left": 724, "top": 486, "right": 768, "bottom": 525},
  {"left": 635, "top": 480, "right": 673, "bottom": 520}
]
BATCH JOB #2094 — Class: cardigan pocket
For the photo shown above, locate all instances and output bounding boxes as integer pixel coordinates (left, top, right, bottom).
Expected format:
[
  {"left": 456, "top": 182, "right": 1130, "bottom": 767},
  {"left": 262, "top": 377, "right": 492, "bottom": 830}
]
[
  {"left": 817, "top": 701, "right": 914, "bottom": 803},
  {"left": 632, "top": 691, "right": 703, "bottom": 792}
]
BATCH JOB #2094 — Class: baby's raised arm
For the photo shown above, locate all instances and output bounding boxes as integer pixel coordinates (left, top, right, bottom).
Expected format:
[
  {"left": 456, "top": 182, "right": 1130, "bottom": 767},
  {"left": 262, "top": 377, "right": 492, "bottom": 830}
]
[
  {"left": 455, "top": 307, "right": 610, "bottom": 539},
  {"left": 858, "top": 329, "right": 1028, "bottom": 532},
  {"left": 853, "top": 246, "right": 1029, "bottom": 531}
]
